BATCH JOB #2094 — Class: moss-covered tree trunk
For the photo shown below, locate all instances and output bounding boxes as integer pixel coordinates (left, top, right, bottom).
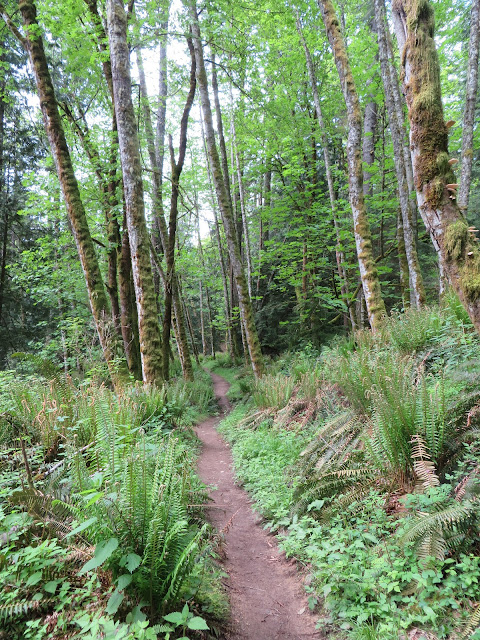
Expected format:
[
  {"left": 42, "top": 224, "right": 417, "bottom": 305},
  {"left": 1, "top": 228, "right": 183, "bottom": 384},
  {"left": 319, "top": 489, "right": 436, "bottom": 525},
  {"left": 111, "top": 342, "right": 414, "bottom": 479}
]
[
  {"left": 16, "top": 0, "right": 129, "bottom": 384},
  {"left": 162, "top": 40, "right": 196, "bottom": 381},
  {"left": 317, "top": 0, "right": 386, "bottom": 331},
  {"left": 119, "top": 212, "right": 142, "bottom": 379},
  {"left": 393, "top": 0, "right": 480, "bottom": 332},
  {"left": 188, "top": 0, "right": 263, "bottom": 376},
  {"left": 375, "top": 0, "right": 425, "bottom": 309},
  {"left": 458, "top": 0, "right": 480, "bottom": 211},
  {"left": 107, "top": 0, "right": 163, "bottom": 384},
  {"left": 137, "top": 47, "right": 194, "bottom": 382}
]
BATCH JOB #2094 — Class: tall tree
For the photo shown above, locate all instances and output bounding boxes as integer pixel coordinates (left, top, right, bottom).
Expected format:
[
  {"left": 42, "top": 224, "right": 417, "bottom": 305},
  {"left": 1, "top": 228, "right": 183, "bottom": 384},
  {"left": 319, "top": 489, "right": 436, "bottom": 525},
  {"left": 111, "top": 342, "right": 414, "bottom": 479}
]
[
  {"left": 458, "top": 0, "right": 480, "bottom": 211},
  {"left": 317, "top": 0, "right": 386, "bottom": 331},
  {"left": 107, "top": 0, "right": 164, "bottom": 384},
  {"left": 188, "top": 0, "right": 264, "bottom": 376},
  {"left": 375, "top": 0, "right": 426, "bottom": 308},
  {"left": 393, "top": 0, "right": 480, "bottom": 333}
]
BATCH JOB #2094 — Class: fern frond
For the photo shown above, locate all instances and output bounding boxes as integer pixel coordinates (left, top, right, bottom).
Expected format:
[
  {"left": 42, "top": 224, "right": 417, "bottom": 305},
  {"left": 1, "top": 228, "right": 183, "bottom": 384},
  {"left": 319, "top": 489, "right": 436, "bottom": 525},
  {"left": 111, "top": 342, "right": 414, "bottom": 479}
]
[
  {"left": 411, "top": 434, "right": 440, "bottom": 489},
  {"left": 401, "top": 502, "right": 475, "bottom": 559},
  {"left": 460, "top": 603, "right": 480, "bottom": 639}
]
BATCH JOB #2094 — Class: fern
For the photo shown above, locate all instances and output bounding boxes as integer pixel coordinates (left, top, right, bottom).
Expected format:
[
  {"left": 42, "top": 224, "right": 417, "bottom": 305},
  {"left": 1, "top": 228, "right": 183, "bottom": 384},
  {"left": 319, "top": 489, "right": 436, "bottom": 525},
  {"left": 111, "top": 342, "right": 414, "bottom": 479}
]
[
  {"left": 461, "top": 603, "right": 480, "bottom": 639},
  {"left": 400, "top": 501, "right": 477, "bottom": 560},
  {"left": 411, "top": 434, "right": 440, "bottom": 490}
]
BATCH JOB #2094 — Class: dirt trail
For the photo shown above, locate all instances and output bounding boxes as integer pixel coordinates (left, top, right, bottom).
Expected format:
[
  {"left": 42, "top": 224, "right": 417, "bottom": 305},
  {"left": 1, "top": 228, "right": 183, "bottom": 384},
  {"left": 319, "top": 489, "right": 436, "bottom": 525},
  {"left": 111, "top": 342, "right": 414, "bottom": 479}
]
[{"left": 195, "top": 372, "right": 321, "bottom": 640}]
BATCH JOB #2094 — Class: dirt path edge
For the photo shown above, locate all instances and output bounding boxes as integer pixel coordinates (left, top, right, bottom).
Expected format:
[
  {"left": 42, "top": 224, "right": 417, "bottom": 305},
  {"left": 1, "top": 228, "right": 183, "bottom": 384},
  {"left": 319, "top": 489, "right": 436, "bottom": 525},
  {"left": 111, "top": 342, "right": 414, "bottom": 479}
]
[{"left": 195, "top": 372, "right": 322, "bottom": 640}]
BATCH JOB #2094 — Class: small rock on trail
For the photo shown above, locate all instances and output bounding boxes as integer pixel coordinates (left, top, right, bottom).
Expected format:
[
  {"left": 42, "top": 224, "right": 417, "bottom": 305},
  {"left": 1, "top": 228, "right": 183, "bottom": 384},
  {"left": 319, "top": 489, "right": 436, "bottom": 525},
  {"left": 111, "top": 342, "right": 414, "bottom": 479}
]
[{"left": 195, "top": 372, "right": 322, "bottom": 640}]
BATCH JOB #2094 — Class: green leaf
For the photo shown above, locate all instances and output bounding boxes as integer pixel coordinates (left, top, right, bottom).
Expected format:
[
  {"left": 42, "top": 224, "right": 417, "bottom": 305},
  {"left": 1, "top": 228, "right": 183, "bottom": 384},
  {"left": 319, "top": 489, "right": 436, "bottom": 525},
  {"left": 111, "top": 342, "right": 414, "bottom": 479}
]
[
  {"left": 187, "top": 616, "right": 209, "bottom": 630},
  {"left": 78, "top": 537, "right": 118, "bottom": 575},
  {"left": 117, "top": 574, "right": 132, "bottom": 590},
  {"left": 26, "top": 571, "right": 42, "bottom": 586},
  {"left": 163, "top": 611, "right": 184, "bottom": 625},
  {"left": 65, "top": 517, "right": 98, "bottom": 539},
  {"left": 84, "top": 492, "right": 104, "bottom": 507},
  {"left": 121, "top": 553, "right": 142, "bottom": 573},
  {"left": 106, "top": 589, "right": 124, "bottom": 615},
  {"left": 44, "top": 580, "right": 60, "bottom": 594}
]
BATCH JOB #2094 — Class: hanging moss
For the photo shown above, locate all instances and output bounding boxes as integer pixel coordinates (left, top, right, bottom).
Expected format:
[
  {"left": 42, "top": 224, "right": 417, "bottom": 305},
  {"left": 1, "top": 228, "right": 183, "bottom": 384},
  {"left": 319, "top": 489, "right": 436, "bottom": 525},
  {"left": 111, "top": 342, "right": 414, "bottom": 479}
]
[
  {"left": 461, "top": 258, "right": 480, "bottom": 301},
  {"left": 403, "top": 0, "right": 456, "bottom": 206},
  {"left": 444, "top": 221, "right": 469, "bottom": 261},
  {"left": 442, "top": 221, "right": 480, "bottom": 301}
]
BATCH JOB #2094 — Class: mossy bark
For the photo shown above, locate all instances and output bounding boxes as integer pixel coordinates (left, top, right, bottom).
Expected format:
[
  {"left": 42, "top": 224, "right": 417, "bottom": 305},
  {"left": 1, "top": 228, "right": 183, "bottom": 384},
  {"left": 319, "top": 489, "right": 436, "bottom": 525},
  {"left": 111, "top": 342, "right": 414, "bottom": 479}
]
[
  {"left": 107, "top": 0, "right": 163, "bottom": 384},
  {"left": 318, "top": 0, "right": 386, "bottom": 331},
  {"left": 189, "top": 0, "right": 263, "bottom": 376},
  {"left": 18, "top": 0, "right": 129, "bottom": 385},
  {"left": 458, "top": 0, "right": 480, "bottom": 211},
  {"left": 375, "top": 0, "right": 426, "bottom": 308},
  {"left": 393, "top": 0, "right": 480, "bottom": 332},
  {"left": 137, "top": 48, "right": 193, "bottom": 382},
  {"left": 119, "top": 213, "right": 142, "bottom": 380}
]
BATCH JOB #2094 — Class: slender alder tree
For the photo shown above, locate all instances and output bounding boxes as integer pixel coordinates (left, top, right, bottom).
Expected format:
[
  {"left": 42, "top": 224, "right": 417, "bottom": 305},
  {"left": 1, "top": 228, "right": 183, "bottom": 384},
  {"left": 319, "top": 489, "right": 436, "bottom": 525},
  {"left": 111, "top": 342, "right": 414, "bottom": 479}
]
[
  {"left": 375, "top": 0, "right": 425, "bottom": 308},
  {"left": 1, "top": 0, "right": 130, "bottom": 384},
  {"left": 107, "top": 0, "right": 163, "bottom": 384},
  {"left": 187, "top": 0, "right": 264, "bottom": 376},
  {"left": 137, "top": 46, "right": 194, "bottom": 381},
  {"left": 162, "top": 38, "right": 196, "bottom": 382},
  {"left": 317, "top": 0, "right": 386, "bottom": 331},
  {"left": 458, "top": 0, "right": 480, "bottom": 211}
]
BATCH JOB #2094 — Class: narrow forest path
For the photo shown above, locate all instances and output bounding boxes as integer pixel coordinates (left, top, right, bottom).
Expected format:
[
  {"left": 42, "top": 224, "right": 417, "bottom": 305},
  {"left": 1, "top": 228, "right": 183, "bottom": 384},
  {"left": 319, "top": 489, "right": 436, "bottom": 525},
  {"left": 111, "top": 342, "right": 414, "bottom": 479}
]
[{"left": 195, "top": 372, "right": 322, "bottom": 640}]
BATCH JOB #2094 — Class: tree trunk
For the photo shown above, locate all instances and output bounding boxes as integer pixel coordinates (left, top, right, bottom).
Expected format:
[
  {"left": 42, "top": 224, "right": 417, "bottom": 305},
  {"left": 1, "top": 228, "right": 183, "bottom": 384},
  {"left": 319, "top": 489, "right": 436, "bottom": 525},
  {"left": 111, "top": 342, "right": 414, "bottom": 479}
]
[
  {"left": 375, "top": 0, "right": 426, "bottom": 308},
  {"left": 119, "top": 212, "right": 142, "bottom": 380},
  {"left": 211, "top": 53, "right": 234, "bottom": 217},
  {"left": 107, "top": 0, "right": 163, "bottom": 384},
  {"left": 318, "top": 0, "right": 386, "bottom": 331},
  {"left": 137, "top": 45, "right": 194, "bottom": 382},
  {"left": 161, "top": 40, "right": 196, "bottom": 381},
  {"left": 458, "top": 0, "right": 480, "bottom": 211},
  {"left": 232, "top": 116, "right": 253, "bottom": 299},
  {"left": 393, "top": 0, "right": 480, "bottom": 332},
  {"left": 16, "top": 0, "right": 129, "bottom": 384},
  {"left": 362, "top": 99, "right": 377, "bottom": 199},
  {"left": 397, "top": 211, "right": 410, "bottom": 308},
  {"left": 188, "top": 0, "right": 263, "bottom": 376}
]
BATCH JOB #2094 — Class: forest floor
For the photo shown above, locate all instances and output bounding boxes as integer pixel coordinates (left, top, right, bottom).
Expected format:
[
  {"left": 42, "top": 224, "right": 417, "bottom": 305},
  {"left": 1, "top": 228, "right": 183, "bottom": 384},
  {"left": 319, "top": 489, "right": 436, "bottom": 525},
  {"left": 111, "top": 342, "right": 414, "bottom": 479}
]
[{"left": 195, "top": 372, "right": 321, "bottom": 640}]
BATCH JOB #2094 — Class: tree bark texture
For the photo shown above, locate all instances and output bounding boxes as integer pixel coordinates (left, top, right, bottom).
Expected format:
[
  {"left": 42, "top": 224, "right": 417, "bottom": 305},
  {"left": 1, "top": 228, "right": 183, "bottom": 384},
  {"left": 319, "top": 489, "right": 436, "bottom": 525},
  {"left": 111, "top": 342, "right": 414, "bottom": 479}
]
[
  {"left": 317, "top": 0, "right": 386, "bottom": 331},
  {"left": 18, "top": 0, "right": 129, "bottom": 384},
  {"left": 458, "top": 0, "right": 480, "bottom": 211},
  {"left": 137, "top": 46, "right": 194, "bottom": 382},
  {"left": 107, "top": 0, "right": 163, "bottom": 384},
  {"left": 393, "top": 0, "right": 480, "bottom": 333},
  {"left": 375, "top": 0, "right": 425, "bottom": 308},
  {"left": 189, "top": 0, "right": 263, "bottom": 376},
  {"left": 161, "top": 39, "right": 196, "bottom": 382}
]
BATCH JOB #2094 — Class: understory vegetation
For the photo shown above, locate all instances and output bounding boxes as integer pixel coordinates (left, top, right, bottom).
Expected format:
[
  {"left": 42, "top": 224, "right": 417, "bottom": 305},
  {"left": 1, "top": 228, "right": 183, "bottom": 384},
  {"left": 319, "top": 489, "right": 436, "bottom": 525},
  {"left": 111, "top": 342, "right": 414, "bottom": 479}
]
[
  {"left": 0, "top": 363, "right": 226, "bottom": 640},
  {"left": 218, "top": 295, "right": 480, "bottom": 640}
]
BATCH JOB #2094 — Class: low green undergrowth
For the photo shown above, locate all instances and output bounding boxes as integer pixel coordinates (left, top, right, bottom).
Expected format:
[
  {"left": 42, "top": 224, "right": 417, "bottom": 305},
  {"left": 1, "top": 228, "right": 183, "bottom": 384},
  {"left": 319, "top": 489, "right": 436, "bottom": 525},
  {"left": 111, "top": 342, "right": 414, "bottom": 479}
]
[
  {"left": 0, "top": 362, "right": 224, "bottom": 639},
  {"left": 219, "top": 296, "right": 480, "bottom": 640}
]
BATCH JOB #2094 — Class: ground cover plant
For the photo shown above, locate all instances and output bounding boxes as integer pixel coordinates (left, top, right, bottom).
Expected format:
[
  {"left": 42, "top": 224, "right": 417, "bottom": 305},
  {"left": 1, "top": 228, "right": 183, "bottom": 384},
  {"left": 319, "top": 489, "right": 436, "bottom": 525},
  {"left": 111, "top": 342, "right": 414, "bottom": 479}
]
[
  {"left": 218, "top": 297, "right": 480, "bottom": 639},
  {"left": 0, "top": 364, "right": 224, "bottom": 639}
]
